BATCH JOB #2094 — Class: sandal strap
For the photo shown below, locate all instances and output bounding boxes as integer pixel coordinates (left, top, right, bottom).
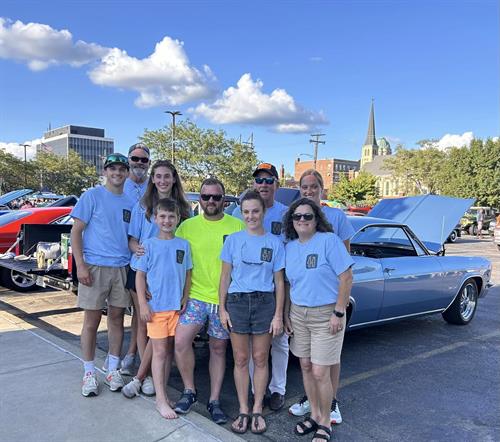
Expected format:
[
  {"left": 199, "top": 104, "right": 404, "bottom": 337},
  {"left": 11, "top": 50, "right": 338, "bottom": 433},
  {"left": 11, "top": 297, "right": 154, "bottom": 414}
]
[
  {"left": 295, "top": 417, "right": 318, "bottom": 435},
  {"left": 313, "top": 424, "right": 332, "bottom": 441}
]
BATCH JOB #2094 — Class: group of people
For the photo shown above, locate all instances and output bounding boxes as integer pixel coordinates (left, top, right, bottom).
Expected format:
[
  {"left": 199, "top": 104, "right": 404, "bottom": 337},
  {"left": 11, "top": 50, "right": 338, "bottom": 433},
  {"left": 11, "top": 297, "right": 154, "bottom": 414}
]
[{"left": 70, "top": 144, "right": 354, "bottom": 441}]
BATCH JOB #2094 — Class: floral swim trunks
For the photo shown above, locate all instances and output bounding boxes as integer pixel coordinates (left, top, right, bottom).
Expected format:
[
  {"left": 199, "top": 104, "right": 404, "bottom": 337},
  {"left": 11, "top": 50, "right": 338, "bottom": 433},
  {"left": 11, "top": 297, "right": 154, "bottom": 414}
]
[{"left": 178, "top": 298, "right": 229, "bottom": 340}]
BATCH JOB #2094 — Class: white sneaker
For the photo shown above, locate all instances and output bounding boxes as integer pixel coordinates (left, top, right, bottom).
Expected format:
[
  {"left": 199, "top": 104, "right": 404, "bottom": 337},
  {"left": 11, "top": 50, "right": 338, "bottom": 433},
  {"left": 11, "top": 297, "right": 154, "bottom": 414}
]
[
  {"left": 331, "top": 399, "right": 342, "bottom": 424},
  {"left": 105, "top": 369, "right": 124, "bottom": 392},
  {"left": 119, "top": 353, "right": 136, "bottom": 376},
  {"left": 102, "top": 355, "right": 109, "bottom": 372},
  {"left": 122, "top": 377, "right": 142, "bottom": 399},
  {"left": 82, "top": 373, "right": 99, "bottom": 397},
  {"left": 289, "top": 395, "right": 310, "bottom": 416},
  {"left": 141, "top": 375, "right": 155, "bottom": 396}
]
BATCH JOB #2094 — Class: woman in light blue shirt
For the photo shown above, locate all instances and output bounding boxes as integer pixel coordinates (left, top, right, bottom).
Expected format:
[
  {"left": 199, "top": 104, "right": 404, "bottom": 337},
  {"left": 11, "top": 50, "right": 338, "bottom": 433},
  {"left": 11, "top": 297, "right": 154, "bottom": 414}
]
[
  {"left": 219, "top": 190, "right": 285, "bottom": 435},
  {"left": 288, "top": 168, "right": 355, "bottom": 423},
  {"left": 284, "top": 198, "right": 353, "bottom": 442}
]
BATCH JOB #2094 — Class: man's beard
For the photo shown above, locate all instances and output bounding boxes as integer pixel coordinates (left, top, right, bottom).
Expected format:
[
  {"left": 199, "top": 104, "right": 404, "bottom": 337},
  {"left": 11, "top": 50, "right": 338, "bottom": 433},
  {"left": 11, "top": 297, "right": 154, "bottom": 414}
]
[{"left": 131, "top": 167, "right": 147, "bottom": 180}]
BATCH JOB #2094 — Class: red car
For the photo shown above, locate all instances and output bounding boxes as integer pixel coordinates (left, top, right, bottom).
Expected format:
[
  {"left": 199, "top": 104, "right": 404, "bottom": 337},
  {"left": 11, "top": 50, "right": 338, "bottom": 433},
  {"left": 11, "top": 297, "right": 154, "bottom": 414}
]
[{"left": 0, "top": 207, "right": 72, "bottom": 253}]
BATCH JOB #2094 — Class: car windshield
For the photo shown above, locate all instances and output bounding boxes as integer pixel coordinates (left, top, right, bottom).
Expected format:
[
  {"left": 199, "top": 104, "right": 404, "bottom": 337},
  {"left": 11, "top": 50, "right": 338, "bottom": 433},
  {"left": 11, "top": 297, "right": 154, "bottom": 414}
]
[{"left": 0, "top": 211, "right": 30, "bottom": 227}]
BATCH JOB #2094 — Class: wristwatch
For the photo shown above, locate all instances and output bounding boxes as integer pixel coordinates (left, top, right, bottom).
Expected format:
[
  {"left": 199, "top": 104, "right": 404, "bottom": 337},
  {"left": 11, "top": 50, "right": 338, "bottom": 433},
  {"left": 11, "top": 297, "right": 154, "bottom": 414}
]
[{"left": 333, "top": 310, "right": 345, "bottom": 318}]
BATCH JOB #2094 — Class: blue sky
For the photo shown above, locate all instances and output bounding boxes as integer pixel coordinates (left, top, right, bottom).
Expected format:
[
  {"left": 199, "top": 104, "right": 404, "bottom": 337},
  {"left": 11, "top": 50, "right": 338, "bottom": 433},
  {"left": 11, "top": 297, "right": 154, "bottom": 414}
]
[{"left": 1, "top": 0, "right": 498, "bottom": 174}]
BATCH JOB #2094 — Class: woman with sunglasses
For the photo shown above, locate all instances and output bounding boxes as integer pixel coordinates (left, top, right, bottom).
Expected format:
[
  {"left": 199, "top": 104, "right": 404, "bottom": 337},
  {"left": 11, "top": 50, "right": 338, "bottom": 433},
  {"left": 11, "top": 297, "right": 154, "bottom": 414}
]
[
  {"left": 122, "top": 160, "right": 191, "bottom": 399},
  {"left": 288, "top": 169, "right": 355, "bottom": 424},
  {"left": 283, "top": 198, "right": 353, "bottom": 442},
  {"left": 219, "top": 190, "right": 285, "bottom": 435}
]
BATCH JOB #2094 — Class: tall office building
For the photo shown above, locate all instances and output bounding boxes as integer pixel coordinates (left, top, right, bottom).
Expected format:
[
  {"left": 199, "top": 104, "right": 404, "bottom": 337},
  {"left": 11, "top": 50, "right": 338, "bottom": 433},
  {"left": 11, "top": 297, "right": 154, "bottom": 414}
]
[{"left": 36, "top": 125, "right": 114, "bottom": 174}]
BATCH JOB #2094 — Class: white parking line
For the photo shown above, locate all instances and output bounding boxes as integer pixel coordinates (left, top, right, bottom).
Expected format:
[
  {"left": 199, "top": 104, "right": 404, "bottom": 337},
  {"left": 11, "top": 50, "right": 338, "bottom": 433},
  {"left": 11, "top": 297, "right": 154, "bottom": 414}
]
[{"left": 340, "top": 330, "right": 500, "bottom": 388}]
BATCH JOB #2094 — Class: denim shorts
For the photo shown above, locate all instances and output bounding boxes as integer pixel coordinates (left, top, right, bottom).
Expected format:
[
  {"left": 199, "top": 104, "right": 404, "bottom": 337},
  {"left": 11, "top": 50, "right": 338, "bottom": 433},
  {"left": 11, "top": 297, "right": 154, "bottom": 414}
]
[
  {"left": 225, "top": 291, "right": 276, "bottom": 335},
  {"left": 125, "top": 268, "right": 136, "bottom": 291}
]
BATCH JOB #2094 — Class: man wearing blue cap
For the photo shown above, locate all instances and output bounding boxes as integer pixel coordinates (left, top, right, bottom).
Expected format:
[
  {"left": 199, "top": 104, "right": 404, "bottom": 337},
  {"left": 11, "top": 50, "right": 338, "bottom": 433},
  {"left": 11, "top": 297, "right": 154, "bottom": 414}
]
[{"left": 71, "top": 153, "right": 135, "bottom": 397}]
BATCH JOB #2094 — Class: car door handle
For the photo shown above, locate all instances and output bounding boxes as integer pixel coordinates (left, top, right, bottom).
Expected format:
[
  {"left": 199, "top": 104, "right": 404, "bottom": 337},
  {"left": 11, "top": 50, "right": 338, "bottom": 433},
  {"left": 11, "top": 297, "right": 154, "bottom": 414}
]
[{"left": 384, "top": 267, "right": 396, "bottom": 273}]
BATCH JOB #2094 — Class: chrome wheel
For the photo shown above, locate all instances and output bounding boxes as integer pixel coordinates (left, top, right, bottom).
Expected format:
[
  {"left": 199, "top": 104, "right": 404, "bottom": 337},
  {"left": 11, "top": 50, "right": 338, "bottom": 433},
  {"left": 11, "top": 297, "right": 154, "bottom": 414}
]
[{"left": 459, "top": 282, "right": 477, "bottom": 322}]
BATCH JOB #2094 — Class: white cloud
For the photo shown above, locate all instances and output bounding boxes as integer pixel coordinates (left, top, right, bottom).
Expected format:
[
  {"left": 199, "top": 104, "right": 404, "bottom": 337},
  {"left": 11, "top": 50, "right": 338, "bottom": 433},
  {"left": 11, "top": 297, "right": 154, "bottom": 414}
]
[
  {"left": 0, "top": 139, "right": 39, "bottom": 160},
  {"left": 88, "top": 37, "right": 216, "bottom": 107},
  {"left": 0, "top": 18, "right": 108, "bottom": 70},
  {"left": 431, "top": 131, "right": 474, "bottom": 150},
  {"left": 192, "top": 73, "right": 328, "bottom": 133}
]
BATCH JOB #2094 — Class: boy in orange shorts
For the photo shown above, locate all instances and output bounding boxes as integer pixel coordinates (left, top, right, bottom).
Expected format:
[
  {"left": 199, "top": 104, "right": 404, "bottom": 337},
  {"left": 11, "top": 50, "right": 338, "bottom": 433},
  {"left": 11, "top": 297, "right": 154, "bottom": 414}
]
[{"left": 135, "top": 198, "right": 192, "bottom": 419}]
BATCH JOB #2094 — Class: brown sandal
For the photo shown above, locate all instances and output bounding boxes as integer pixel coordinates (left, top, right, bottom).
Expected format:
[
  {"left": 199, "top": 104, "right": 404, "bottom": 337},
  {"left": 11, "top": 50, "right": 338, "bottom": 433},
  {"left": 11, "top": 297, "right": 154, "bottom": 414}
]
[
  {"left": 231, "top": 413, "right": 250, "bottom": 434},
  {"left": 251, "top": 413, "right": 267, "bottom": 434}
]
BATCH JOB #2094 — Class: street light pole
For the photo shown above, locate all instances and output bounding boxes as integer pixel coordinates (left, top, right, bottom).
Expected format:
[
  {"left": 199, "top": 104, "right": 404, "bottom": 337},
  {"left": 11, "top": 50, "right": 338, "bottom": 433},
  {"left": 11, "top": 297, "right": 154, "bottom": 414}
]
[
  {"left": 19, "top": 143, "right": 30, "bottom": 187},
  {"left": 165, "top": 111, "right": 182, "bottom": 164}
]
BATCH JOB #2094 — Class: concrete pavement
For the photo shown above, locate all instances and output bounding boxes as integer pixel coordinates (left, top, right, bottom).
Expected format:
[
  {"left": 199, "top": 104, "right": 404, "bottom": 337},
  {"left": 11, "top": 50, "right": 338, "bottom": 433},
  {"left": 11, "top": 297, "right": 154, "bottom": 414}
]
[{"left": 0, "top": 310, "right": 243, "bottom": 442}]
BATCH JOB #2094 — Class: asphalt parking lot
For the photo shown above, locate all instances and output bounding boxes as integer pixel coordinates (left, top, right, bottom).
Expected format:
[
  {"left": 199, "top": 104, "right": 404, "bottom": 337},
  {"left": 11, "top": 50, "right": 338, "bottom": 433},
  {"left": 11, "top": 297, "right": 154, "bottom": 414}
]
[{"left": 0, "top": 236, "right": 499, "bottom": 441}]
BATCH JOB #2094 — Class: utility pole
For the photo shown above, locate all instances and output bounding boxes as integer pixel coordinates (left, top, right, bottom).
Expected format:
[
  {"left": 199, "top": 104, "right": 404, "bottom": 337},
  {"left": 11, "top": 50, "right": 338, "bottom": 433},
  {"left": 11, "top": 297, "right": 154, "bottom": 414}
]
[
  {"left": 309, "top": 134, "right": 325, "bottom": 170},
  {"left": 241, "top": 132, "right": 254, "bottom": 150},
  {"left": 165, "top": 111, "right": 182, "bottom": 164},
  {"left": 19, "top": 143, "right": 30, "bottom": 187}
]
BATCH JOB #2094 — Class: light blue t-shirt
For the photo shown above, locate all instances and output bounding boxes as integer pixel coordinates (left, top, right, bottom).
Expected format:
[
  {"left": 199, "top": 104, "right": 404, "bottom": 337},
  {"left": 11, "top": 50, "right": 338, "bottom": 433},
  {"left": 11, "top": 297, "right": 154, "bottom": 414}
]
[
  {"left": 128, "top": 203, "right": 159, "bottom": 269},
  {"left": 71, "top": 185, "right": 134, "bottom": 267},
  {"left": 135, "top": 237, "right": 192, "bottom": 312},
  {"left": 220, "top": 231, "right": 285, "bottom": 294},
  {"left": 322, "top": 206, "right": 355, "bottom": 241},
  {"left": 285, "top": 232, "right": 354, "bottom": 307},
  {"left": 123, "top": 178, "right": 148, "bottom": 203},
  {"left": 232, "top": 200, "right": 288, "bottom": 237}
]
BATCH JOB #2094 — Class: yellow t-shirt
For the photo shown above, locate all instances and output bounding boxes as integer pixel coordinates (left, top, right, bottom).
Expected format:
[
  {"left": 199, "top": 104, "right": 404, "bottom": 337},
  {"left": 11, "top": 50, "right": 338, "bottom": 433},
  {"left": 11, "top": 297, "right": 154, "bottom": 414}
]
[{"left": 176, "top": 214, "right": 245, "bottom": 304}]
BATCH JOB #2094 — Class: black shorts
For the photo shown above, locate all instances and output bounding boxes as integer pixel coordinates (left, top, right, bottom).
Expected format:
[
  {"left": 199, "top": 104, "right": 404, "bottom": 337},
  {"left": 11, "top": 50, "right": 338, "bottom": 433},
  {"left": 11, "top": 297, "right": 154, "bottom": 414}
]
[
  {"left": 225, "top": 291, "right": 275, "bottom": 335},
  {"left": 125, "top": 268, "right": 136, "bottom": 291}
]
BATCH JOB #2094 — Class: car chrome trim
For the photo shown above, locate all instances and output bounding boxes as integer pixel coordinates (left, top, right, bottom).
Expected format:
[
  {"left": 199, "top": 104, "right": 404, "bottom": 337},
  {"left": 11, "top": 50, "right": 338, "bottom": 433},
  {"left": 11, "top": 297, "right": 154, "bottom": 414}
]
[{"left": 349, "top": 309, "right": 445, "bottom": 328}]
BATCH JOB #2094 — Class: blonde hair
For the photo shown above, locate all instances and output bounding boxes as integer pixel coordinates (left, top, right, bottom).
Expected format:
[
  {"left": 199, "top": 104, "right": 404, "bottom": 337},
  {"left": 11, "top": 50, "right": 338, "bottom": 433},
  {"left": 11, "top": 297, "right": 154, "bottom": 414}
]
[{"left": 299, "top": 169, "right": 324, "bottom": 189}]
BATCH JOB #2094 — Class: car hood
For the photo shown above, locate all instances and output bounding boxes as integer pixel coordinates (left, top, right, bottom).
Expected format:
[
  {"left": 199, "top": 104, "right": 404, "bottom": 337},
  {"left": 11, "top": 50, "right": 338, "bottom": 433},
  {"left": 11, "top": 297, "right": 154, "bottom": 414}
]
[
  {"left": 0, "top": 189, "right": 34, "bottom": 206},
  {"left": 368, "top": 195, "right": 475, "bottom": 253}
]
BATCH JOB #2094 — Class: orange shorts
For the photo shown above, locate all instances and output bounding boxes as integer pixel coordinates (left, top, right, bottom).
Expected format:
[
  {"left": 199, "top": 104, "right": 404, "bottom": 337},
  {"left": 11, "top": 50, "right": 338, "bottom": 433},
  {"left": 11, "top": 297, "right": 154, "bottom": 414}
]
[{"left": 146, "top": 311, "right": 179, "bottom": 339}]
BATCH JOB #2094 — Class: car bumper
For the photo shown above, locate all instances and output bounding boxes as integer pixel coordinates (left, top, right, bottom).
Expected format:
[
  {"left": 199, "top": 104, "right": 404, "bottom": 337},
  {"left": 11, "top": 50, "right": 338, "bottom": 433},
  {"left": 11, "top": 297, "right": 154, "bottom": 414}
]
[{"left": 480, "top": 282, "right": 494, "bottom": 298}]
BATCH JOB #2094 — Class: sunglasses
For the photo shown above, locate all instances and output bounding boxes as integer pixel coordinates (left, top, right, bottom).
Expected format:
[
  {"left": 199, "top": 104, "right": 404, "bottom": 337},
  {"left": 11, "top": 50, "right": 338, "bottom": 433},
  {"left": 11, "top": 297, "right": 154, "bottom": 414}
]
[
  {"left": 129, "top": 156, "right": 149, "bottom": 164},
  {"left": 255, "top": 177, "right": 275, "bottom": 185},
  {"left": 292, "top": 213, "right": 315, "bottom": 221},
  {"left": 200, "top": 194, "right": 224, "bottom": 202}
]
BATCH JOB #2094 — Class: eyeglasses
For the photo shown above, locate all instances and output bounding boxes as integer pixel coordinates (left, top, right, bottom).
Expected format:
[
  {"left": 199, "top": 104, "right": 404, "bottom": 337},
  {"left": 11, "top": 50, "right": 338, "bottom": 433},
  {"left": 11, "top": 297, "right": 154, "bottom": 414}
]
[
  {"left": 255, "top": 177, "right": 275, "bottom": 185},
  {"left": 129, "top": 156, "right": 149, "bottom": 164},
  {"left": 292, "top": 213, "right": 315, "bottom": 221},
  {"left": 200, "top": 194, "right": 224, "bottom": 202}
]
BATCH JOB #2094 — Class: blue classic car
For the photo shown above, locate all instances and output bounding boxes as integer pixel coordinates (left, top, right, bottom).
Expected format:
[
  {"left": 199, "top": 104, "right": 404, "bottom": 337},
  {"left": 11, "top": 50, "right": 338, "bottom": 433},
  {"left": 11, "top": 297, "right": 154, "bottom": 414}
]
[{"left": 346, "top": 195, "right": 492, "bottom": 329}]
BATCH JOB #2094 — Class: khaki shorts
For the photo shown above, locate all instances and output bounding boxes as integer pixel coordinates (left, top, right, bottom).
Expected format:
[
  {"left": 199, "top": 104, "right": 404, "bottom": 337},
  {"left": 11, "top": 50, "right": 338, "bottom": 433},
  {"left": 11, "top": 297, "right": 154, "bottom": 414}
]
[
  {"left": 77, "top": 265, "right": 131, "bottom": 310},
  {"left": 289, "top": 303, "right": 346, "bottom": 366}
]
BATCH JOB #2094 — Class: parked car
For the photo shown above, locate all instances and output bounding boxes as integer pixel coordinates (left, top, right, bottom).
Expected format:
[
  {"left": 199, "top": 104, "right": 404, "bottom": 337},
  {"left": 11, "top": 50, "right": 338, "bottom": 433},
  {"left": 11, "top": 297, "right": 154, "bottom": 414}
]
[
  {"left": 460, "top": 206, "right": 497, "bottom": 235},
  {"left": 0, "top": 207, "right": 72, "bottom": 291},
  {"left": 348, "top": 195, "right": 491, "bottom": 328}
]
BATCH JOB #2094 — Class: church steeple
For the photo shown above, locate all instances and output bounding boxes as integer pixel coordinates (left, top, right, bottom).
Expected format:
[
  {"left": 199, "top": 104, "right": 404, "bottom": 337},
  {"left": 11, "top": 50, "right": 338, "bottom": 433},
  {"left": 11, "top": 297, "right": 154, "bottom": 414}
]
[
  {"left": 360, "top": 100, "right": 379, "bottom": 168},
  {"left": 364, "top": 100, "right": 378, "bottom": 147}
]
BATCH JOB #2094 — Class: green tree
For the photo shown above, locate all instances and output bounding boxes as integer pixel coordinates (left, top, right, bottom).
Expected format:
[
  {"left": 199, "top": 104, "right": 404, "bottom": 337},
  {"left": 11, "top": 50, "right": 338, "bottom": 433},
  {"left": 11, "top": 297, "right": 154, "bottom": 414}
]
[
  {"left": 329, "top": 172, "right": 379, "bottom": 205},
  {"left": 384, "top": 146, "right": 445, "bottom": 194},
  {"left": 437, "top": 138, "right": 500, "bottom": 206},
  {"left": 141, "top": 120, "right": 259, "bottom": 195},
  {"left": 32, "top": 150, "right": 98, "bottom": 195},
  {"left": 0, "top": 149, "right": 37, "bottom": 192}
]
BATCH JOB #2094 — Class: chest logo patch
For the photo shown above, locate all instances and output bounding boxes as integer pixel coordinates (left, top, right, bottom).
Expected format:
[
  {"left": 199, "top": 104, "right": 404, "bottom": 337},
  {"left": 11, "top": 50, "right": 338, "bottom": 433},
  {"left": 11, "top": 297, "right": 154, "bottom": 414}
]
[
  {"left": 271, "top": 221, "right": 282, "bottom": 235},
  {"left": 260, "top": 247, "right": 273, "bottom": 262},
  {"left": 176, "top": 250, "right": 185, "bottom": 264},
  {"left": 306, "top": 254, "right": 318, "bottom": 269},
  {"left": 122, "top": 209, "right": 131, "bottom": 223}
]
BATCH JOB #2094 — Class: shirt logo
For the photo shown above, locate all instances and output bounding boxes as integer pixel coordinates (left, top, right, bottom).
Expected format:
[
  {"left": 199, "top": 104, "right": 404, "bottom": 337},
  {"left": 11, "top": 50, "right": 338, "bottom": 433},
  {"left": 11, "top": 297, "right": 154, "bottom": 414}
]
[
  {"left": 176, "top": 250, "right": 185, "bottom": 264},
  {"left": 271, "top": 221, "right": 282, "bottom": 235},
  {"left": 123, "top": 209, "right": 131, "bottom": 223},
  {"left": 306, "top": 254, "right": 318, "bottom": 269},
  {"left": 260, "top": 247, "right": 273, "bottom": 262}
]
